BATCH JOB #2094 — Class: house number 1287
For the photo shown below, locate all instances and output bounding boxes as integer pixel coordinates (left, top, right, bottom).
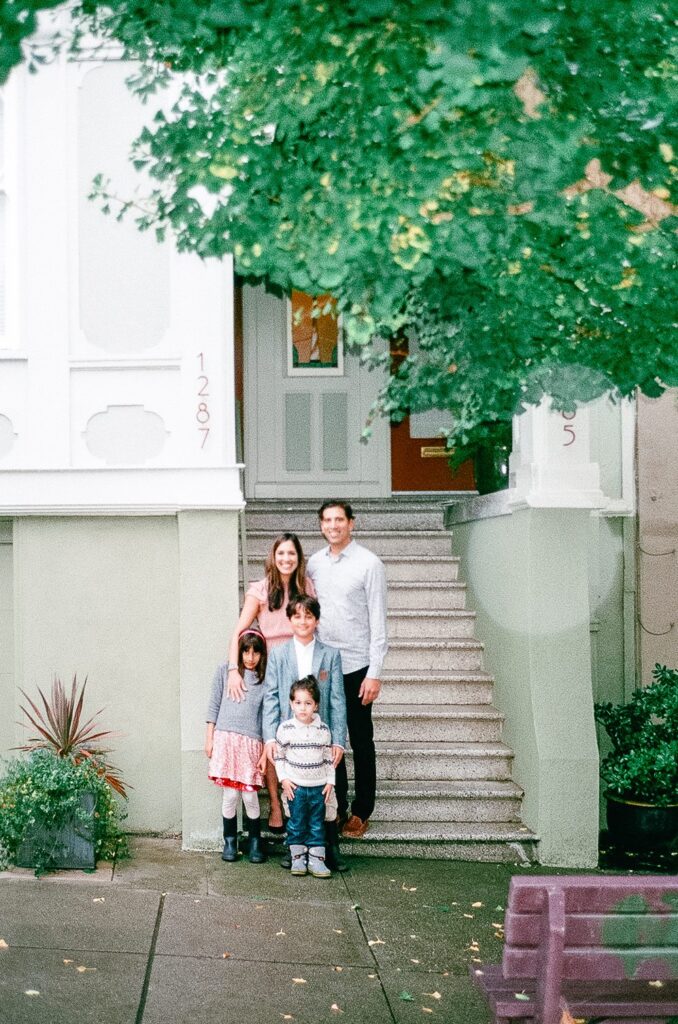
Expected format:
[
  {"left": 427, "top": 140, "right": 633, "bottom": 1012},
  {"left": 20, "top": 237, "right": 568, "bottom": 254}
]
[{"left": 196, "top": 353, "right": 210, "bottom": 449}]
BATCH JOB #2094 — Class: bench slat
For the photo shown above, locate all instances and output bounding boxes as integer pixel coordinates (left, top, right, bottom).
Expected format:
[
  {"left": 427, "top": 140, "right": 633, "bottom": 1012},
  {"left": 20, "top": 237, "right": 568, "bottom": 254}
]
[
  {"left": 506, "top": 912, "right": 678, "bottom": 948},
  {"left": 508, "top": 876, "right": 678, "bottom": 915},
  {"left": 503, "top": 946, "right": 678, "bottom": 981}
]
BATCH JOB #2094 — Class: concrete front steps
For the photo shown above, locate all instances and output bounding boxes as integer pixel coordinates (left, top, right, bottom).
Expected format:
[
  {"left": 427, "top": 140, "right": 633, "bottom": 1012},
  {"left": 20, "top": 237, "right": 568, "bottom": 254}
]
[{"left": 243, "top": 498, "right": 537, "bottom": 863}]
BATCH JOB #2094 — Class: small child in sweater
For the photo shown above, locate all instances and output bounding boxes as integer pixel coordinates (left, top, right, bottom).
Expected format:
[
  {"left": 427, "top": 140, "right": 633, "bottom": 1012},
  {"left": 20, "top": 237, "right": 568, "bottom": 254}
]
[
  {"left": 275, "top": 675, "right": 336, "bottom": 878},
  {"left": 205, "top": 629, "right": 268, "bottom": 864}
]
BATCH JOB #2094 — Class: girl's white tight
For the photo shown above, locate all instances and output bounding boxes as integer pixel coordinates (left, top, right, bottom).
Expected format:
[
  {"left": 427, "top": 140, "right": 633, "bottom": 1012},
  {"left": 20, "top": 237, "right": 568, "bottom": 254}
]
[{"left": 222, "top": 788, "right": 260, "bottom": 820}]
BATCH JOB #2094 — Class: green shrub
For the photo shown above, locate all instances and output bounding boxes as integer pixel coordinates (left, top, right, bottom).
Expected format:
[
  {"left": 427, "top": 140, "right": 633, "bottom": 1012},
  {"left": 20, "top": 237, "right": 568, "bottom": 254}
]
[
  {"left": 0, "top": 749, "right": 128, "bottom": 876},
  {"left": 594, "top": 664, "right": 678, "bottom": 807}
]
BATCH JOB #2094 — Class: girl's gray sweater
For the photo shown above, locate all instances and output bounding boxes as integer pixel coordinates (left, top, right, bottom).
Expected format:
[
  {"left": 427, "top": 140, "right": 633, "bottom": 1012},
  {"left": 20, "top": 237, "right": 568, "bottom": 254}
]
[{"left": 206, "top": 666, "right": 264, "bottom": 741}]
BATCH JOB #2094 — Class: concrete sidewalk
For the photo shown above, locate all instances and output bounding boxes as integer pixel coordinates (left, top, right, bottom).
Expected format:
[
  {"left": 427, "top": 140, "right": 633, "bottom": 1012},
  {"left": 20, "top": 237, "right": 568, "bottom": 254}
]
[{"left": 0, "top": 837, "right": 544, "bottom": 1024}]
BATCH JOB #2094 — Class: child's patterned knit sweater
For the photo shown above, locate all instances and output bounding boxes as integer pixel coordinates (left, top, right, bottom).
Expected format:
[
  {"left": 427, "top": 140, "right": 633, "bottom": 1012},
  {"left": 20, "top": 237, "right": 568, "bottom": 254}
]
[{"left": 274, "top": 713, "right": 335, "bottom": 787}]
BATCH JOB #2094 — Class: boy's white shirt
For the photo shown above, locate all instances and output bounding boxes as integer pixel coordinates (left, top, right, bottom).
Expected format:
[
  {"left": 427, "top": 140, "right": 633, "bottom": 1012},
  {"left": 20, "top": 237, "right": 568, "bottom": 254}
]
[{"left": 293, "top": 635, "right": 316, "bottom": 678}]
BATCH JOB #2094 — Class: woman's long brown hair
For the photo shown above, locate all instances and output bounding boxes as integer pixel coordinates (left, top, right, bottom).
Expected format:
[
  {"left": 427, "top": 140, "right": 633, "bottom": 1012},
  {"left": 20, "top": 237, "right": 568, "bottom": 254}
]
[{"left": 265, "top": 532, "right": 307, "bottom": 611}]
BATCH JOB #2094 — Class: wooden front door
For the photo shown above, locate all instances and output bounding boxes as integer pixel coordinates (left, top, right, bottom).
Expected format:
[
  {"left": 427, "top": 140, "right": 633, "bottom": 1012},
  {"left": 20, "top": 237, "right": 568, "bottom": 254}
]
[
  {"left": 389, "top": 335, "right": 474, "bottom": 492},
  {"left": 390, "top": 415, "right": 475, "bottom": 491}
]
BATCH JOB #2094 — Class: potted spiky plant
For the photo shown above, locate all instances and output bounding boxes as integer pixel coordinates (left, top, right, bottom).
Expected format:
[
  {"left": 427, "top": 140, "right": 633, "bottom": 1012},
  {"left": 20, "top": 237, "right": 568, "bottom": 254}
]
[{"left": 0, "top": 676, "right": 129, "bottom": 875}]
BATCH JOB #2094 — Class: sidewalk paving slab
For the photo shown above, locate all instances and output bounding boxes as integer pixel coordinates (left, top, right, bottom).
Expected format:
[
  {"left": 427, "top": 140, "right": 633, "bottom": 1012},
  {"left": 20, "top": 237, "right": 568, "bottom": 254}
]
[
  {"left": 206, "top": 855, "right": 354, "bottom": 903},
  {"left": 142, "top": 958, "right": 393, "bottom": 1024},
  {"left": 0, "top": 881, "right": 160, "bottom": 953},
  {"left": 378, "top": 970, "right": 492, "bottom": 1023},
  {"left": 0, "top": 948, "right": 147, "bottom": 1024},
  {"left": 112, "top": 837, "right": 208, "bottom": 895},
  {"left": 155, "top": 892, "right": 374, "bottom": 966}
]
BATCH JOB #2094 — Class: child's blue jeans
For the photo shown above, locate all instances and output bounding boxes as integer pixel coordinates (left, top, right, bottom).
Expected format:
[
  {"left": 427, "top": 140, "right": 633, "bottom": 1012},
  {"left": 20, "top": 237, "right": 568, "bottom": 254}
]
[{"left": 285, "top": 784, "right": 325, "bottom": 848}]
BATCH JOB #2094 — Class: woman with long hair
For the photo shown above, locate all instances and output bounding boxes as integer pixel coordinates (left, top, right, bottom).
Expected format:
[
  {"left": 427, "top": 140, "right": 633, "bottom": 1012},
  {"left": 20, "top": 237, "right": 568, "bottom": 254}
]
[{"left": 225, "top": 532, "right": 316, "bottom": 831}]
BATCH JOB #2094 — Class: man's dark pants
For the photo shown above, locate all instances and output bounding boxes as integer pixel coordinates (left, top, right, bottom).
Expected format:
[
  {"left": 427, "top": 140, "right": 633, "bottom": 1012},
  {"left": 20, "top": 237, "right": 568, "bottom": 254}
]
[{"left": 335, "top": 666, "right": 376, "bottom": 822}]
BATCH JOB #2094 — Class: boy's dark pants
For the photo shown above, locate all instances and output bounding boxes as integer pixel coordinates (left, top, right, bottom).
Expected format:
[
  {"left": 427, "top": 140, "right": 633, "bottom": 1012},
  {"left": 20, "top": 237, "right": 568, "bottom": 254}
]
[
  {"left": 334, "top": 666, "right": 376, "bottom": 822},
  {"left": 286, "top": 785, "right": 326, "bottom": 848}
]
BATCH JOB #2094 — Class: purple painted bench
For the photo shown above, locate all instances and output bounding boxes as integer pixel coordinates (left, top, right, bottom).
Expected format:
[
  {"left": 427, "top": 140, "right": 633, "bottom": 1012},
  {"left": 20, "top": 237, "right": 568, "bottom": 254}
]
[{"left": 470, "top": 875, "right": 678, "bottom": 1024}]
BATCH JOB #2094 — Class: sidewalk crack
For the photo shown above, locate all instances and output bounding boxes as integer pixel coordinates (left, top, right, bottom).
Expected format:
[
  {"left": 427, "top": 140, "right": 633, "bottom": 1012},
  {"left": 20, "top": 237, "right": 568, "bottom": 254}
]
[{"left": 135, "top": 892, "right": 165, "bottom": 1024}]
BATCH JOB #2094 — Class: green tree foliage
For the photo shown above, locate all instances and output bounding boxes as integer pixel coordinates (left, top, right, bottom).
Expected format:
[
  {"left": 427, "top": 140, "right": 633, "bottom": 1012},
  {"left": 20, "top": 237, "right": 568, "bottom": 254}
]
[{"left": 3, "top": 0, "right": 677, "bottom": 443}]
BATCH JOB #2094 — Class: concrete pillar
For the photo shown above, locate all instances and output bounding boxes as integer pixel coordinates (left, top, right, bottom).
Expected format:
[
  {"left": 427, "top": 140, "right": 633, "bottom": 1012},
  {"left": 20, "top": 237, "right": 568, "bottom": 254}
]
[{"left": 177, "top": 510, "right": 240, "bottom": 848}]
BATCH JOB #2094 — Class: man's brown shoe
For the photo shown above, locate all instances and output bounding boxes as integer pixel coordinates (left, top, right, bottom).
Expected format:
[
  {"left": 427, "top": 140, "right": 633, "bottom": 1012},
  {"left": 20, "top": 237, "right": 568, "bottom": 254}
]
[{"left": 341, "top": 814, "right": 369, "bottom": 839}]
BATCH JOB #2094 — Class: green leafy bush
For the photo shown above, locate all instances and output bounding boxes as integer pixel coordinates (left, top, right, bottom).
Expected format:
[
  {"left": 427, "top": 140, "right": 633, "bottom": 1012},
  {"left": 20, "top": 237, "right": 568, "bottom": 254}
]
[
  {"left": 594, "top": 665, "right": 678, "bottom": 807},
  {"left": 0, "top": 749, "right": 128, "bottom": 877}
]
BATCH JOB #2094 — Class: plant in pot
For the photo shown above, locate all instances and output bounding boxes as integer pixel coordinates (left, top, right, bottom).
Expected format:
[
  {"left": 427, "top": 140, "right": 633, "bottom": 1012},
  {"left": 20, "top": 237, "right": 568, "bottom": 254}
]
[
  {"left": 449, "top": 418, "right": 513, "bottom": 496},
  {"left": 594, "top": 663, "right": 678, "bottom": 850},
  {"left": 0, "top": 676, "right": 129, "bottom": 876}
]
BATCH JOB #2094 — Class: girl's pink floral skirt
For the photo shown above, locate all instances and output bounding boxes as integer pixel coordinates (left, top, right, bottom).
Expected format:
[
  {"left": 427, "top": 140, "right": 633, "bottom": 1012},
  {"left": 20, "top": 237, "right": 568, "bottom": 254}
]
[{"left": 208, "top": 729, "right": 264, "bottom": 791}]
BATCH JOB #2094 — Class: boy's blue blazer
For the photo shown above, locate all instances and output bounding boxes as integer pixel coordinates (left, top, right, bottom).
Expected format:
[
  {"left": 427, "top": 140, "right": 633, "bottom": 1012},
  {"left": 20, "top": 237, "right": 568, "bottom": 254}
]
[{"left": 262, "top": 638, "right": 347, "bottom": 748}]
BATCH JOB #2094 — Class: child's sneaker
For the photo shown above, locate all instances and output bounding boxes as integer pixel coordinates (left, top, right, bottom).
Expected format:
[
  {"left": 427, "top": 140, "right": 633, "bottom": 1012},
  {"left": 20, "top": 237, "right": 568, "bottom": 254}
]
[
  {"left": 290, "top": 844, "right": 308, "bottom": 876},
  {"left": 308, "top": 846, "right": 331, "bottom": 878}
]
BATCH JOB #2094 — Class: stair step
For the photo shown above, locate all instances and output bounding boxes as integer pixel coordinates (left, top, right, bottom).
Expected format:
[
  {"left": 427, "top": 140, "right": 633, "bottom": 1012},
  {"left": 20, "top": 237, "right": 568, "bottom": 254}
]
[
  {"left": 346, "top": 741, "right": 514, "bottom": 781},
  {"left": 379, "top": 670, "right": 494, "bottom": 705},
  {"left": 385, "top": 639, "right": 484, "bottom": 671},
  {"left": 373, "top": 704, "right": 503, "bottom": 742},
  {"left": 245, "top": 529, "right": 453, "bottom": 558},
  {"left": 340, "top": 820, "right": 538, "bottom": 863},
  {"left": 370, "top": 780, "right": 523, "bottom": 823},
  {"left": 244, "top": 554, "right": 461, "bottom": 585},
  {"left": 388, "top": 581, "right": 467, "bottom": 610},
  {"left": 387, "top": 609, "right": 476, "bottom": 639},
  {"left": 244, "top": 499, "right": 447, "bottom": 532}
]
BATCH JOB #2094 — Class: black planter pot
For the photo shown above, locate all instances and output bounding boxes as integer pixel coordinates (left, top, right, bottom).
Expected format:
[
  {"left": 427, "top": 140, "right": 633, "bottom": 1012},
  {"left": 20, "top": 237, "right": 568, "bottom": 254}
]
[
  {"left": 15, "top": 791, "right": 96, "bottom": 870},
  {"left": 473, "top": 443, "right": 511, "bottom": 496},
  {"left": 605, "top": 792, "right": 678, "bottom": 850}
]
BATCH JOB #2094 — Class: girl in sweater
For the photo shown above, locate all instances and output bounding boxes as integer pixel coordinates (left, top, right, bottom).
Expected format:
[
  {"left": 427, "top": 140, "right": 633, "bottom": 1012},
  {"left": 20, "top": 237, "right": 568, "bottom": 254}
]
[{"left": 205, "top": 629, "right": 268, "bottom": 863}]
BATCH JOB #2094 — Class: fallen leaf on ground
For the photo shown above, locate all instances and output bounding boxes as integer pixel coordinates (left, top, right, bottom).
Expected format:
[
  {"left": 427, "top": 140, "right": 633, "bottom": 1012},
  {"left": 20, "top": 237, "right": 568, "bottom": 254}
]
[
  {"left": 402, "top": 884, "right": 417, "bottom": 892},
  {"left": 330, "top": 1004, "right": 343, "bottom": 1013},
  {"left": 399, "top": 991, "right": 414, "bottom": 1002},
  {"left": 368, "top": 974, "right": 377, "bottom": 979},
  {"left": 63, "top": 959, "right": 74, "bottom": 964},
  {"left": 281, "top": 1015, "right": 294, "bottom": 1021},
  {"left": 410, "top": 933, "right": 417, "bottom": 938},
  {"left": 422, "top": 1008, "right": 433, "bottom": 1015},
  {"left": 471, "top": 957, "right": 482, "bottom": 963},
  {"left": 255, "top": 905, "right": 263, "bottom": 909},
  {"left": 276, "top": 930, "right": 286, "bottom": 937},
  {"left": 424, "top": 992, "right": 442, "bottom": 1000},
  {"left": 76, "top": 966, "right": 96, "bottom": 973},
  {"left": 292, "top": 978, "right": 307, "bottom": 985},
  {"left": 333, "top": 929, "right": 343, "bottom": 934},
  {"left": 411, "top": 959, "right": 421, "bottom": 964},
  {"left": 351, "top": 904, "right": 361, "bottom": 911},
  {"left": 222, "top": 953, "right": 231, "bottom": 959},
  {"left": 649, "top": 981, "right": 664, "bottom": 988},
  {"left": 332, "top": 966, "right": 343, "bottom": 972},
  {"left": 463, "top": 914, "right": 474, "bottom": 919},
  {"left": 0, "top": 939, "right": 8, "bottom": 950},
  {"left": 471, "top": 902, "right": 483, "bottom": 908},
  {"left": 368, "top": 938, "right": 385, "bottom": 946},
  {"left": 491, "top": 922, "right": 503, "bottom": 929},
  {"left": 24, "top": 991, "right": 40, "bottom": 997},
  {"left": 515, "top": 993, "right": 531, "bottom": 1001},
  {"left": 92, "top": 897, "right": 105, "bottom": 904}
]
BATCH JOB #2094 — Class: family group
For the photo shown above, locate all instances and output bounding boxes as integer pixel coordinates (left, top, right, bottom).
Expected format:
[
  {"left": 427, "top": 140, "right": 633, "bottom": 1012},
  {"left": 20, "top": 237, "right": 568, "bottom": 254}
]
[{"left": 205, "top": 500, "right": 388, "bottom": 878}]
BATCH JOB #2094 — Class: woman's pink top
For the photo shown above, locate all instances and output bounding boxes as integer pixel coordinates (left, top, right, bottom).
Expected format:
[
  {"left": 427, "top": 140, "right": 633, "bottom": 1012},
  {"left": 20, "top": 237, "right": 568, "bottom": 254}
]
[{"left": 245, "top": 576, "right": 316, "bottom": 649}]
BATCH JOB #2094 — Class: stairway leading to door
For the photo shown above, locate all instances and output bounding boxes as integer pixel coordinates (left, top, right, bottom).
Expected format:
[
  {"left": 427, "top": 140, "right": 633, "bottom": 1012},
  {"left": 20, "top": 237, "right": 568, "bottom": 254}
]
[{"left": 242, "top": 498, "right": 537, "bottom": 862}]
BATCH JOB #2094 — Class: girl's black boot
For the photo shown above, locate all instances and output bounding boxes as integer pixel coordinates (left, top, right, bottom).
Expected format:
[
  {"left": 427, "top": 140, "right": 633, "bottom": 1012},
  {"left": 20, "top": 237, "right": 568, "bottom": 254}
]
[
  {"left": 325, "top": 820, "right": 347, "bottom": 872},
  {"left": 221, "top": 816, "right": 238, "bottom": 862},
  {"left": 247, "top": 816, "right": 267, "bottom": 864}
]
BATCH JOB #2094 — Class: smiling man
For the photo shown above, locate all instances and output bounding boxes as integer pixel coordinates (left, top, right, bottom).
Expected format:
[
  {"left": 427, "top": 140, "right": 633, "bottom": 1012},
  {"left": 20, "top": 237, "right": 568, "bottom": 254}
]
[{"left": 307, "top": 501, "right": 388, "bottom": 839}]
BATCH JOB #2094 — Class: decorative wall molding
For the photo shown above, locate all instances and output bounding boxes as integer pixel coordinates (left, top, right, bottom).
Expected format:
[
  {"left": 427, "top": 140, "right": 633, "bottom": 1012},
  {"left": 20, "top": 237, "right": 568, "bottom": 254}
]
[{"left": 0, "top": 466, "right": 244, "bottom": 515}]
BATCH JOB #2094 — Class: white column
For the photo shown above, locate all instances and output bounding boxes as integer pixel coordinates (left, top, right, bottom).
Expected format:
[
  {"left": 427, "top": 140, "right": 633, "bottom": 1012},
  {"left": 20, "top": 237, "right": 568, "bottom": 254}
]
[{"left": 509, "top": 399, "right": 606, "bottom": 509}]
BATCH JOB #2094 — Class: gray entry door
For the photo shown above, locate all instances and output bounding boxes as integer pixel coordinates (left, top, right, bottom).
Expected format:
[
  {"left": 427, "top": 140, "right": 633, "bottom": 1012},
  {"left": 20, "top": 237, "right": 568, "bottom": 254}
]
[{"left": 243, "top": 285, "right": 390, "bottom": 499}]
